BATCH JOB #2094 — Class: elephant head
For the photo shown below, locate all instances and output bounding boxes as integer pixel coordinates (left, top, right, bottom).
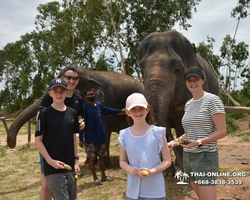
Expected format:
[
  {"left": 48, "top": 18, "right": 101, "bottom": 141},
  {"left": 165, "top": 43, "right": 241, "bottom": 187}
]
[{"left": 138, "top": 30, "right": 199, "bottom": 126}]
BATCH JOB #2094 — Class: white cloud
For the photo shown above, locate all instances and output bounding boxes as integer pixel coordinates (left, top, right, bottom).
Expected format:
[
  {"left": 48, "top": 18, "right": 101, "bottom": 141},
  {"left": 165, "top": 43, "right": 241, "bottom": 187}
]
[
  {"left": 174, "top": 0, "right": 250, "bottom": 55},
  {"left": 0, "top": 0, "right": 58, "bottom": 48}
]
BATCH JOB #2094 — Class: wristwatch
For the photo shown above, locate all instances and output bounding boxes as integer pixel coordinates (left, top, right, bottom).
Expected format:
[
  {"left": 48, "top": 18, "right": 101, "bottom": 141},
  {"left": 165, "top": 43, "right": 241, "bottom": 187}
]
[
  {"left": 75, "top": 156, "right": 79, "bottom": 160},
  {"left": 197, "top": 139, "right": 202, "bottom": 147}
]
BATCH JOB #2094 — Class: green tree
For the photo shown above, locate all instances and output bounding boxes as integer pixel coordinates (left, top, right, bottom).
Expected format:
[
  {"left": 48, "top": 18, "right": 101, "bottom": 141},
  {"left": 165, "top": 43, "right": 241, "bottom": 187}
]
[
  {"left": 231, "top": 0, "right": 250, "bottom": 19},
  {"left": 196, "top": 36, "right": 222, "bottom": 76},
  {"left": 220, "top": 35, "right": 249, "bottom": 92},
  {"left": 0, "top": 39, "right": 34, "bottom": 111}
]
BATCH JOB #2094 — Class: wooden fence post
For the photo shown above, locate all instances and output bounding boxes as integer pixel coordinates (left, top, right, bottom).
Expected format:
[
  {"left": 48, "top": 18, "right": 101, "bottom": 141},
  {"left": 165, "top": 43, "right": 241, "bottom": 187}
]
[
  {"left": 0, "top": 117, "right": 9, "bottom": 135},
  {"left": 28, "top": 120, "right": 31, "bottom": 144}
]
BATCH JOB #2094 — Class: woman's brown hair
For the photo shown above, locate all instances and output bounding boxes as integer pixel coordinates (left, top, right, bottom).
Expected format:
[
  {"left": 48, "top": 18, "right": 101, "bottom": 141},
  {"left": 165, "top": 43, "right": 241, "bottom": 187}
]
[{"left": 126, "top": 105, "right": 157, "bottom": 126}]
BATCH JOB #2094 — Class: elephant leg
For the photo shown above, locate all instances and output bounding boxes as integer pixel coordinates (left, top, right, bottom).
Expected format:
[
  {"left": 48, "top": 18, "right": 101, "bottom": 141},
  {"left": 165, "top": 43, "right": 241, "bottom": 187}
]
[
  {"left": 173, "top": 117, "right": 184, "bottom": 169},
  {"left": 164, "top": 120, "right": 176, "bottom": 177}
]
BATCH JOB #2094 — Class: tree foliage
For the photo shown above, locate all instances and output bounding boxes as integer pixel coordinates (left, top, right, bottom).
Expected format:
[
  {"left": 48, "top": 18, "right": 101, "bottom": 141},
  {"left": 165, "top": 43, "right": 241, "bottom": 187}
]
[
  {"left": 231, "top": 0, "right": 250, "bottom": 19},
  {"left": 196, "top": 36, "right": 222, "bottom": 76}
]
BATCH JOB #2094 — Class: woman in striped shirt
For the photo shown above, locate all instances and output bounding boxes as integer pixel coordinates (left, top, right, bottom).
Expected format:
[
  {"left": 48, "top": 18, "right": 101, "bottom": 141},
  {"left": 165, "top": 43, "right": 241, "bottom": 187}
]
[{"left": 168, "top": 66, "right": 227, "bottom": 200}]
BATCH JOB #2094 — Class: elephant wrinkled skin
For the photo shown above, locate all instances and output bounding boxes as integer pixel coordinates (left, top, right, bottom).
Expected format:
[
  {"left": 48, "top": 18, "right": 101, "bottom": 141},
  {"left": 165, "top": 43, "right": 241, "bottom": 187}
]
[
  {"left": 7, "top": 67, "right": 144, "bottom": 167},
  {"left": 138, "top": 30, "right": 219, "bottom": 174}
]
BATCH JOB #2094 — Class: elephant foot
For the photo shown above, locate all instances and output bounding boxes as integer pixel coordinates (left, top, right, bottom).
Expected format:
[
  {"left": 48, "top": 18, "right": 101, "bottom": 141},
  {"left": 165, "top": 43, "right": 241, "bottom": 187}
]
[{"left": 164, "top": 162, "right": 176, "bottom": 177}]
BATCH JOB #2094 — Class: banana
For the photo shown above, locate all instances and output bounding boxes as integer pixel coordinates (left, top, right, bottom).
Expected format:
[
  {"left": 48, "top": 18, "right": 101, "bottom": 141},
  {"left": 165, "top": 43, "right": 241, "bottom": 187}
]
[
  {"left": 175, "top": 136, "right": 191, "bottom": 145},
  {"left": 176, "top": 136, "right": 183, "bottom": 145},
  {"left": 79, "top": 118, "right": 84, "bottom": 124},
  {"left": 64, "top": 164, "right": 72, "bottom": 170},
  {"left": 141, "top": 170, "right": 149, "bottom": 177},
  {"left": 75, "top": 174, "right": 79, "bottom": 179}
]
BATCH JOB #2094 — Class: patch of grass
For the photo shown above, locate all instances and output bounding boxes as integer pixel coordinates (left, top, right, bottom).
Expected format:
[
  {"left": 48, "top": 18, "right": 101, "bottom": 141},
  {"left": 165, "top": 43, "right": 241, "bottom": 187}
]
[
  {"left": 0, "top": 146, "right": 7, "bottom": 157},
  {"left": 165, "top": 184, "right": 193, "bottom": 199},
  {"left": 237, "top": 158, "right": 249, "bottom": 161},
  {"left": 0, "top": 142, "right": 41, "bottom": 200},
  {"left": 227, "top": 113, "right": 245, "bottom": 120},
  {"left": 226, "top": 114, "right": 239, "bottom": 134},
  {"left": 236, "top": 131, "right": 250, "bottom": 143}
]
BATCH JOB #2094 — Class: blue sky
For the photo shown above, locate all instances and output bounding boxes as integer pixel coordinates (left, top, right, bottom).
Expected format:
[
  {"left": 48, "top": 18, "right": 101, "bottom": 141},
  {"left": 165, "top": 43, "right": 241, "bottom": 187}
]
[{"left": 0, "top": 0, "right": 249, "bottom": 90}]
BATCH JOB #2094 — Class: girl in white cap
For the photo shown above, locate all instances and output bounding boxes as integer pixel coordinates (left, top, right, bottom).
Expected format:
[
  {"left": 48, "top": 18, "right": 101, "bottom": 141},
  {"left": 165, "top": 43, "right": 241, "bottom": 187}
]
[{"left": 118, "top": 93, "right": 171, "bottom": 200}]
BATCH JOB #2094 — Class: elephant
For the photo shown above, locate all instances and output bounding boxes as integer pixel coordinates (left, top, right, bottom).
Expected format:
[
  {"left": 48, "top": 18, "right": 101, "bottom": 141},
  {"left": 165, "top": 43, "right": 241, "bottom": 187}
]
[
  {"left": 7, "top": 67, "right": 144, "bottom": 167},
  {"left": 138, "top": 30, "right": 219, "bottom": 175}
]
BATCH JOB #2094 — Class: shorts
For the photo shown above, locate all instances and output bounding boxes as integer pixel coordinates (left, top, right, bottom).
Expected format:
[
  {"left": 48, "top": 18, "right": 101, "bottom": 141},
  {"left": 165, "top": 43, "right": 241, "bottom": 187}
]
[
  {"left": 85, "top": 143, "right": 107, "bottom": 160},
  {"left": 39, "top": 152, "right": 44, "bottom": 175},
  {"left": 127, "top": 197, "right": 165, "bottom": 200},
  {"left": 45, "top": 172, "right": 77, "bottom": 200},
  {"left": 183, "top": 151, "right": 219, "bottom": 185}
]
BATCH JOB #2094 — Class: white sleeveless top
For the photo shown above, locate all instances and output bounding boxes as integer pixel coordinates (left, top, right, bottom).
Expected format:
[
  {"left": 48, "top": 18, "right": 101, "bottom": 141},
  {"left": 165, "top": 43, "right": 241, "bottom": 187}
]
[{"left": 118, "top": 125, "right": 165, "bottom": 199}]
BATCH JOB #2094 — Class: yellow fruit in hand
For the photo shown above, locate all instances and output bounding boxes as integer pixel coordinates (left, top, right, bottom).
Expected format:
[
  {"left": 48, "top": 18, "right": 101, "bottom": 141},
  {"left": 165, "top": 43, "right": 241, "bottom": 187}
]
[
  {"left": 79, "top": 118, "right": 84, "bottom": 124},
  {"left": 175, "top": 136, "right": 191, "bottom": 145},
  {"left": 75, "top": 175, "right": 78, "bottom": 179},
  {"left": 175, "top": 136, "right": 183, "bottom": 145},
  {"left": 64, "top": 164, "right": 72, "bottom": 170},
  {"left": 141, "top": 170, "right": 149, "bottom": 177}
]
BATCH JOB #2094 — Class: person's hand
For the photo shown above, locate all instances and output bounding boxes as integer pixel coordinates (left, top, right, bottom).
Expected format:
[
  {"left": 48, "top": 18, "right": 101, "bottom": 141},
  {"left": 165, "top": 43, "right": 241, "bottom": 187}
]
[
  {"left": 74, "top": 163, "right": 80, "bottom": 173},
  {"left": 79, "top": 141, "right": 85, "bottom": 148},
  {"left": 49, "top": 160, "right": 65, "bottom": 169},
  {"left": 167, "top": 140, "right": 178, "bottom": 151},
  {"left": 139, "top": 168, "right": 150, "bottom": 179},
  {"left": 181, "top": 140, "right": 198, "bottom": 149},
  {"left": 129, "top": 166, "right": 140, "bottom": 176},
  {"left": 79, "top": 122, "right": 85, "bottom": 130}
]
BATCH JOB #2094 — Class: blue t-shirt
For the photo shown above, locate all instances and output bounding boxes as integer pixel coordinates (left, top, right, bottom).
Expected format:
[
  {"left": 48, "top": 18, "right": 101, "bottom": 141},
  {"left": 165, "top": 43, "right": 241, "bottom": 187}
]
[
  {"left": 80, "top": 102, "right": 122, "bottom": 143},
  {"left": 118, "top": 125, "right": 166, "bottom": 199}
]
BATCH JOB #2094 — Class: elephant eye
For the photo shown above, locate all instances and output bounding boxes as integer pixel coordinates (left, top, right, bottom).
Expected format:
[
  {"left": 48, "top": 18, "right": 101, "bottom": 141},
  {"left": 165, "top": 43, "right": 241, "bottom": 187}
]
[{"left": 174, "top": 67, "right": 182, "bottom": 76}]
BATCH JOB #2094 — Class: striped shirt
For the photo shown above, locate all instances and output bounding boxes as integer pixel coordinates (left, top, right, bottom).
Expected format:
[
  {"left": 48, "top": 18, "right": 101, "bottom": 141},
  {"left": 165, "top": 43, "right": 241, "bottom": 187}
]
[{"left": 182, "top": 93, "right": 225, "bottom": 153}]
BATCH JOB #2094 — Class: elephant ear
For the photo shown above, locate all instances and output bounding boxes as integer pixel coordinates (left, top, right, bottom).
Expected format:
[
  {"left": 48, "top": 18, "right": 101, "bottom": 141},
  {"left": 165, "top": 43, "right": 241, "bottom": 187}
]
[
  {"left": 192, "top": 43, "right": 196, "bottom": 53},
  {"left": 88, "top": 78, "right": 105, "bottom": 103}
]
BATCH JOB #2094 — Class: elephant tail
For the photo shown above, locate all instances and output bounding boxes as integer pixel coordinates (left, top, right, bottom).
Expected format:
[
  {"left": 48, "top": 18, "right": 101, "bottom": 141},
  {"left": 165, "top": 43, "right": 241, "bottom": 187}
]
[{"left": 7, "top": 99, "right": 41, "bottom": 148}]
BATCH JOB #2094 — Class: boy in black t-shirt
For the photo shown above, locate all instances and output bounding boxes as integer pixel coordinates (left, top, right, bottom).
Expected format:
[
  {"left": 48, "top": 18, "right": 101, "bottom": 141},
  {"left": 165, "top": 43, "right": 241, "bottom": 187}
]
[
  {"left": 35, "top": 78, "right": 80, "bottom": 200},
  {"left": 37, "top": 66, "right": 84, "bottom": 200}
]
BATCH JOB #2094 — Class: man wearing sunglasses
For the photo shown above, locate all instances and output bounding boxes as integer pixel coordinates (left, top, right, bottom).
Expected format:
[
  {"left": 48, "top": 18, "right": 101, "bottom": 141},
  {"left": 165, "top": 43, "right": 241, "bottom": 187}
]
[{"left": 37, "top": 66, "right": 84, "bottom": 200}]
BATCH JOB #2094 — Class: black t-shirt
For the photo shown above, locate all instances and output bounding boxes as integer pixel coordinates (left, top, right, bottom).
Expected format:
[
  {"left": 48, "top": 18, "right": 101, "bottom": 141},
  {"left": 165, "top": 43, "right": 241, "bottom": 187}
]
[
  {"left": 35, "top": 106, "right": 79, "bottom": 176},
  {"left": 39, "top": 91, "right": 83, "bottom": 116}
]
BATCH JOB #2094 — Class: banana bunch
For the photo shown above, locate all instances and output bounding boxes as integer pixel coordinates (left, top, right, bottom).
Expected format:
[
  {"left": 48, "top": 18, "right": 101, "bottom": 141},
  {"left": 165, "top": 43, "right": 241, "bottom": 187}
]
[
  {"left": 141, "top": 170, "right": 149, "bottom": 177},
  {"left": 79, "top": 118, "right": 84, "bottom": 124},
  {"left": 175, "top": 136, "right": 191, "bottom": 145}
]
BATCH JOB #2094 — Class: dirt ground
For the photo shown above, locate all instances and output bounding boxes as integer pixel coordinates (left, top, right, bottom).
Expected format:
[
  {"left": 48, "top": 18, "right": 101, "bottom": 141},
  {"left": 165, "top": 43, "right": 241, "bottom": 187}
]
[{"left": 0, "top": 118, "right": 250, "bottom": 200}]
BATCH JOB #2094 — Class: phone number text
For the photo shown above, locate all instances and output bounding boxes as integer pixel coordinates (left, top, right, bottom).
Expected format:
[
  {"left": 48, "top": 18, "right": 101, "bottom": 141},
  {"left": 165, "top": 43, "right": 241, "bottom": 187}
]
[{"left": 195, "top": 179, "right": 243, "bottom": 185}]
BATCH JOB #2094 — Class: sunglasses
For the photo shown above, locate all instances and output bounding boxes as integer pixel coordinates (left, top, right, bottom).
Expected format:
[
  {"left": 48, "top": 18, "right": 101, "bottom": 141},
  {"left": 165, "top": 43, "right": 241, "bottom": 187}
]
[{"left": 63, "top": 75, "right": 79, "bottom": 81}]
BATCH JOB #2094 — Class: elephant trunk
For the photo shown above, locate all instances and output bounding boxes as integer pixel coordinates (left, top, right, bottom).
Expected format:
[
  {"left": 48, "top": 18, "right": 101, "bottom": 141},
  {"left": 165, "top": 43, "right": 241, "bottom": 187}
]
[
  {"left": 144, "top": 68, "right": 175, "bottom": 127},
  {"left": 7, "top": 99, "right": 41, "bottom": 148}
]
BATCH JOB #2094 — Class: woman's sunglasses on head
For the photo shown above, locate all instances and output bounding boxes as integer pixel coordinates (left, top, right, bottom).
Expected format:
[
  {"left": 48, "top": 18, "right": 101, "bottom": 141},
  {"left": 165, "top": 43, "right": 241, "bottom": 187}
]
[{"left": 63, "top": 75, "right": 79, "bottom": 81}]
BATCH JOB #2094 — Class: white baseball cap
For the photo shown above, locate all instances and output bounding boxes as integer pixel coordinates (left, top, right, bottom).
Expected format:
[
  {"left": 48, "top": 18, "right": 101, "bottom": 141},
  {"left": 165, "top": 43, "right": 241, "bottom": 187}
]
[{"left": 126, "top": 93, "right": 148, "bottom": 111}]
